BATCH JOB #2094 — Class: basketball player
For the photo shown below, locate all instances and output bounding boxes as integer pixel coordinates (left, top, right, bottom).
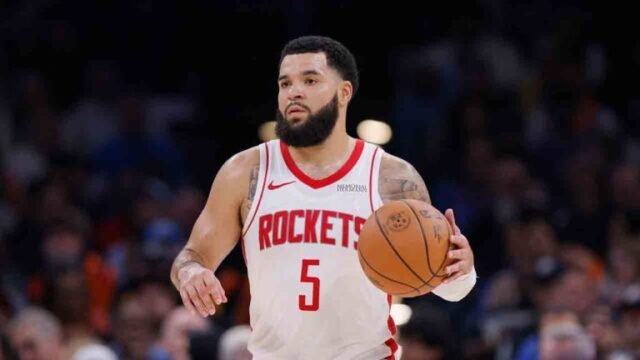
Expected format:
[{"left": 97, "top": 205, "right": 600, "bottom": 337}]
[{"left": 170, "top": 36, "right": 477, "bottom": 360}]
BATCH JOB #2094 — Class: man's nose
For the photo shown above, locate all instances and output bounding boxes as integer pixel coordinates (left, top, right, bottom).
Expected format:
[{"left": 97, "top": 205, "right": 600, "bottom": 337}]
[{"left": 287, "top": 83, "right": 305, "bottom": 101}]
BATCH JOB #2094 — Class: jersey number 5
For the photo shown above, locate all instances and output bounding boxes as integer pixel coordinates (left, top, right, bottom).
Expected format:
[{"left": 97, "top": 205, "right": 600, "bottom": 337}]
[{"left": 299, "top": 259, "right": 320, "bottom": 311}]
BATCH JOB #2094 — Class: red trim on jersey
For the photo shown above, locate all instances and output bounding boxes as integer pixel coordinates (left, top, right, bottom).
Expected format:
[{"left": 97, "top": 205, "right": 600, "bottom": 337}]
[
  {"left": 280, "top": 139, "right": 365, "bottom": 189},
  {"left": 385, "top": 294, "right": 399, "bottom": 358},
  {"left": 369, "top": 147, "right": 380, "bottom": 213},
  {"left": 242, "top": 142, "right": 270, "bottom": 237}
]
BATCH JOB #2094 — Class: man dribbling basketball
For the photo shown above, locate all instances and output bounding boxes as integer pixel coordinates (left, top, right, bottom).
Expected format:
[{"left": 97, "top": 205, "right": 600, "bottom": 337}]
[{"left": 170, "top": 35, "right": 477, "bottom": 360}]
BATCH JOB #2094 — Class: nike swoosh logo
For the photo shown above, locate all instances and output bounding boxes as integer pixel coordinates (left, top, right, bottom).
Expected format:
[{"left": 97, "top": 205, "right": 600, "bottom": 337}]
[{"left": 268, "top": 180, "right": 296, "bottom": 190}]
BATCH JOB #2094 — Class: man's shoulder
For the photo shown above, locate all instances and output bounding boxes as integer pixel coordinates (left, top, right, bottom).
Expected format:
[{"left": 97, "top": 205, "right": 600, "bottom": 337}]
[
  {"left": 218, "top": 144, "right": 262, "bottom": 182},
  {"left": 227, "top": 144, "right": 261, "bottom": 167},
  {"left": 379, "top": 151, "right": 414, "bottom": 174},
  {"left": 377, "top": 151, "right": 430, "bottom": 203}
]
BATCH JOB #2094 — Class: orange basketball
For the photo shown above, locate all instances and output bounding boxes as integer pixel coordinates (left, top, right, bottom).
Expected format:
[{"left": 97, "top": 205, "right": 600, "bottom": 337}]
[{"left": 357, "top": 199, "right": 454, "bottom": 297}]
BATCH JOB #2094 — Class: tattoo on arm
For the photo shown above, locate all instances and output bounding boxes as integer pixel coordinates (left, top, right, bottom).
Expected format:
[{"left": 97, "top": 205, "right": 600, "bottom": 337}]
[
  {"left": 242, "top": 165, "right": 260, "bottom": 221},
  {"left": 379, "top": 157, "right": 431, "bottom": 203}
]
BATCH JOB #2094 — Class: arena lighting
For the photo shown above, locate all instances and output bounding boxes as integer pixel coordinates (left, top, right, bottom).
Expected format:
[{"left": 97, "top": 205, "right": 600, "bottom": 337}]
[
  {"left": 389, "top": 303, "right": 412, "bottom": 326},
  {"left": 356, "top": 119, "right": 392, "bottom": 145},
  {"left": 258, "top": 121, "right": 278, "bottom": 141}
]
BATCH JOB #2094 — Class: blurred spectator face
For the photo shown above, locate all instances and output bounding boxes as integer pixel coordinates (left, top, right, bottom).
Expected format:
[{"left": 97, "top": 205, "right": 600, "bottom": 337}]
[
  {"left": 161, "top": 307, "right": 209, "bottom": 360},
  {"left": 527, "top": 219, "right": 559, "bottom": 258},
  {"left": 559, "top": 244, "right": 602, "bottom": 279},
  {"left": 8, "top": 308, "right": 64, "bottom": 360},
  {"left": 620, "top": 286, "right": 640, "bottom": 352},
  {"left": 621, "top": 309, "right": 640, "bottom": 351},
  {"left": 35, "top": 182, "right": 69, "bottom": 225},
  {"left": 540, "top": 269, "right": 596, "bottom": 316},
  {"left": 138, "top": 281, "right": 176, "bottom": 325},
  {"left": 114, "top": 296, "right": 154, "bottom": 360},
  {"left": 42, "top": 227, "right": 84, "bottom": 272},
  {"left": 539, "top": 312, "right": 596, "bottom": 360},
  {"left": 505, "top": 217, "right": 558, "bottom": 276},
  {"left": 585, "top": 305, "right": 622, "bottom": 353},
  {"left": 560, "top": 270, "right": 597, "bottom": 316},
  {"left": 608, "top": 244, "right": 640, "bottom": 285}
]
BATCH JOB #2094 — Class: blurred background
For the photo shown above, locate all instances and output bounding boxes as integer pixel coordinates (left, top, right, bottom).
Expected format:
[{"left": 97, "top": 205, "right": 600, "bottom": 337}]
[{"left": 1, "top": 0, "right": 640, "bottom": 359}]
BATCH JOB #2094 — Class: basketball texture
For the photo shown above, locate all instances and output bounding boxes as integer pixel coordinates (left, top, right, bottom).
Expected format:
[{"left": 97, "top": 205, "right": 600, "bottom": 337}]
[{"left": 357, "top": 199, "right": 453, "bottom": 297}]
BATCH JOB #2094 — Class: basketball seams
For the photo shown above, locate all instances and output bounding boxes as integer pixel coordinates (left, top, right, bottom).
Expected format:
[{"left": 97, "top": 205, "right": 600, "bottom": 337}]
[
  {"left": 373, "top": 209, "right": 429, "bottom": 285},
  {"left": 400, "top": 200, "right": 436, "bottom": 277},
  {"left": 432, "top": 222, "right": 453, "bottom": 279},
  {"left": 401, "top": 200, "right": 451, "bottom": 286},
  {"left": 357, "top": 251, "right": 423, "bottom": 293}
]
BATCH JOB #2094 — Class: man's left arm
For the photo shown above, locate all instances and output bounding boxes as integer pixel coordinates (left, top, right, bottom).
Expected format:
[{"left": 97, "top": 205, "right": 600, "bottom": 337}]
[{"left": 378, "top": 152, "right": 477, "bottom": 301}]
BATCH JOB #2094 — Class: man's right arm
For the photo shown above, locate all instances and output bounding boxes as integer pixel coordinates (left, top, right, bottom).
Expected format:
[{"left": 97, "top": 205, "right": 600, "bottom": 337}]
[{"left": 170, "top": 147, "right": 259, "bottom": 317}]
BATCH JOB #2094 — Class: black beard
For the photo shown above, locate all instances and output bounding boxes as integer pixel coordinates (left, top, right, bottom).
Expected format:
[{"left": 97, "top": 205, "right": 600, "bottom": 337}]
[{"left": 275, "top": 94, "right": 338, "bottom": 147}]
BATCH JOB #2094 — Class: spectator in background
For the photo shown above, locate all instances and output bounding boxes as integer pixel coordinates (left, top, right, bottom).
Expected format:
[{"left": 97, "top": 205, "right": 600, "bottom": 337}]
[
  {"left": 110, "top": 294, "right": 156, "bottom": 360},
  {"left": 136, "top": 277, "right": 179, "bottom": 331},
  {"left": 514, "top": 256, "right": 599, "bottom": 359},
  {"left": 397, "top": 303, "right": 460, "bottom": 360},
  {"left": 30, "top": 215, "right": 116, "bottom": 337},
  {"left": 92, "top": 92, "right": 189, "bottom": 187},
  {"left": 618, "top": 285, "right": 640, "bottom": 358},
  {"left": 3, "top": 72, "right": 59, "bottom": 190},
  {"left": 600, "top": 241, "right": 639, "bottom": 306},
  {"left": 60, "top": 60, "right": 120, "bottom": 157},
  {"left": 151, "top": 306, "right": 214, "bottom": 360},
  {"left": 7, "top": 307, "right": 65, "bottom": 360},
  {"left": 538, "top": 312, "right": 596, "bottom": 360},
  {"left": 584, "top": 304, "right": 624, "bottom": 358}
]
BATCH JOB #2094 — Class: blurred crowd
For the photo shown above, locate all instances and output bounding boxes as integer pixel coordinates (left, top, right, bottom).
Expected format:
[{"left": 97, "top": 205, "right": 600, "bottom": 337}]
[{"left": 2, "top": 1, "right": 640, "bottom": 359}]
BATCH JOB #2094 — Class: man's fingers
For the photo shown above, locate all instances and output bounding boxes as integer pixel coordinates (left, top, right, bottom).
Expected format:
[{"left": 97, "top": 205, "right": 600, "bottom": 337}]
[
  {"left": 187, "top": 286, "right": 210, "bottom": 317},
  {"left": 180, "top": 289, "right": 198, "bottom": 315},
  {"left": 213, "top": 278, "right": 228, "bottom": 303},
  {"left": 202, "top": 275, "right": 222, "bottom": 304},
  {"left": 445, "top": 209, "right": 461, "bottom": 235},
  {"left": 448, "top": 249, "right": 467, "bottom": 260},
  {"left": 446, "top": 261, "right": 463, "bottom": 276},
  {"left": 195, "top": 281, "right": 217, "bottom": 315},
  {"left": 203, "top": 275, "right": 227, "bottom": 304},
  {"left": 450, "top": 234, "right": 469, "bottom": 248}
]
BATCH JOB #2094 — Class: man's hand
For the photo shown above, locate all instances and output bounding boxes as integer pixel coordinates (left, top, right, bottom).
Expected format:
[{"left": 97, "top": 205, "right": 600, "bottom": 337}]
[
  {"left": 443, "top": 209, "right": 474, "bottom": 284},
  {"left": 177, "top": 263, "right": 228, "bottom": 317}
]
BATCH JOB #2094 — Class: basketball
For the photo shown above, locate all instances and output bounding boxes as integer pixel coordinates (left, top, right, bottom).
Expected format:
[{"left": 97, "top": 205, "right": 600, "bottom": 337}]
[{"left": 357, "top": 199, "right": 454, "bottom": 297}]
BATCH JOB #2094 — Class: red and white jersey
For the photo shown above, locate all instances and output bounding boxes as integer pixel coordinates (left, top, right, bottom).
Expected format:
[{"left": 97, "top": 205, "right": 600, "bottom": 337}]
[{"left": 241, "top": 139, "right": 398, "bottom": 360}]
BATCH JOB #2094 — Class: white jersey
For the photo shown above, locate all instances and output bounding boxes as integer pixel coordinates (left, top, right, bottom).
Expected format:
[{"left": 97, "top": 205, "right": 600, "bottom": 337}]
[{"left": 241, "top": 139, "right": 398, "bottom": 360}]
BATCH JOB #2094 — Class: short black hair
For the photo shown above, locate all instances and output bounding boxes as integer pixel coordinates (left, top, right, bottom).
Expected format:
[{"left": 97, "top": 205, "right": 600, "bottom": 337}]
[{"left": 280, "top": 35, "right": 359, "bottom": 95}]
